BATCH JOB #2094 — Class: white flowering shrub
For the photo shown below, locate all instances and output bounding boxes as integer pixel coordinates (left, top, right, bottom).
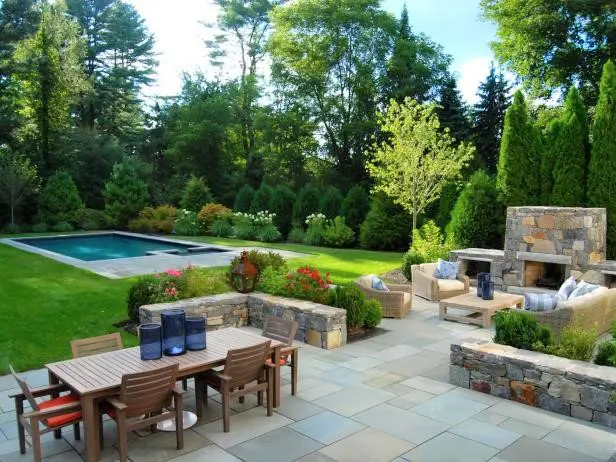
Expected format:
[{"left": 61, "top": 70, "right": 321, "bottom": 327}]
[
  {"left": 232, "top": 210, "right": 280, "bottom": 242},
  {"left": 305, "top": 212, "right": 327, "bottom": 246}
]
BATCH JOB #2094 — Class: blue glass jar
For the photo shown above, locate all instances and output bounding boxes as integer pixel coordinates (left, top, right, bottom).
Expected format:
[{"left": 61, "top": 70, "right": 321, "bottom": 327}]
[
  {"left": 139, "top": 324, "right": 162, "bottom": 360},
  {"left": 482, "top": 280, "right": 495, "bottom": 300},
  {"left": 161, "top": 309, "right": 186, "bottom": 356},
  {"left": 185, "top": 316, "right": 207, "bottom": 351},
  {"left": 477, "top": 272, "right": 491, "bottom": 297}
]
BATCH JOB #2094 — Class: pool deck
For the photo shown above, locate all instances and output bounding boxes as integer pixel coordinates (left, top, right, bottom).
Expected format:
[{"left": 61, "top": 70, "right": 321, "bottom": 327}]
[{"left": 1, "top": 232, "right": 309, "bottom": 278}]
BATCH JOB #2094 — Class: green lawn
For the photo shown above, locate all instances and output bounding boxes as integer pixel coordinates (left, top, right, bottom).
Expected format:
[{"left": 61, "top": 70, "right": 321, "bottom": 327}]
[{"left": 0, "top": 235, "right": 402, "bottom": 373}]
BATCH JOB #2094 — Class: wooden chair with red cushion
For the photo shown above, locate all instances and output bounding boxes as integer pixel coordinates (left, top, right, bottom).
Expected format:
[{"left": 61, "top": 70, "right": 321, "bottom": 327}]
[
  {"left": 105, "top": 363, "right": 184, "bottom": 462},
  {"left": 263, "top": 317, "right": 299, "bottom": 395},
  {"left": 9, "top": 365, "right": 82, "bottom": 462}
]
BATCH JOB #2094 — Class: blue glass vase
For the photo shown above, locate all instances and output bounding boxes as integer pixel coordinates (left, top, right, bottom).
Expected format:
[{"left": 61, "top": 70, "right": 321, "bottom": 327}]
[
  {"left": 185, "top": 316, "right": 206, "bottom": 351},
  {"left": 139, "top": 324, "right": 162, "bottom": 360},
  {"left": 477, "top": 272, "right": 491, "bottom": 297},
  {"left": 482, "top": 281, "right": 495, "bottom": 300},
  {"left": 161, "top": 309, "right": 186, "bottom": 356}
]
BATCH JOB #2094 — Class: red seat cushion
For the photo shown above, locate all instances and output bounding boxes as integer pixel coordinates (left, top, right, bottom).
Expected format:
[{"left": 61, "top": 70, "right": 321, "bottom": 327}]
[
  {"left": 265, "top": 356, "right": 288, "bottom": 366},
  {"left": 39, "top": 394, "right": 81, "bottom": 428}
]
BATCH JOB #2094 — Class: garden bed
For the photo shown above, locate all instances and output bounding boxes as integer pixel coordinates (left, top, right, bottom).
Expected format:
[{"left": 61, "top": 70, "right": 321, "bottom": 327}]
[{"left": 450, "top": 341, "right": 616, "bottom": 429}]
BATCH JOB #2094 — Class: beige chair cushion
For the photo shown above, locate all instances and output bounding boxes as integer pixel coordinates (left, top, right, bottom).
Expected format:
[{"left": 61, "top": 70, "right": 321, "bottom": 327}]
[
  {"left": 403, "top": 292, "right": 411, "bottom": 305},
  {"left": 358, "top": 276, "right": 373, "bottom": 288},
  {"left": 436, "top": 279, "right": 465, "bottom": 292},
  {"left": 419, "top": 263, "right": 438, "bottom": 275}
]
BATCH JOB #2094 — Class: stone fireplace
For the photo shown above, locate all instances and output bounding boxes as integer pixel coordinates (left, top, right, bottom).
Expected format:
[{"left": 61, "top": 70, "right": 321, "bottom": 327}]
[{"left": 502, "top": 207, "right": 606, "bottom": 289}]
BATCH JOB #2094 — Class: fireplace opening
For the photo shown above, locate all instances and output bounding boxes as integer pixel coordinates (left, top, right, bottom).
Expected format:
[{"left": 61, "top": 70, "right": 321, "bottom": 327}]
[
  {"left": 524, "top": 261, "right": 566, "bottom": 289},
  {"left": 464, "top": 260, "right": 491, "bottom": 280}
]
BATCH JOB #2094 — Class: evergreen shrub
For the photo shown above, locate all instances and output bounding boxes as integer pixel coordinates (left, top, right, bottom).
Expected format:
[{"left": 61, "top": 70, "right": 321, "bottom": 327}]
[
  {"left": 327, "top": 284, "right": 365, "bottom": 329},
  {"left": 197, "top": 203, "right": 232, "bottom": 234},
  {"left": 287, "top": 227, "right": 306, "bottom": 243},
  {"left": 319, "top": 186, "right": 343, "bottom": 219},
  {"left": 359, "top": 194, "right": 411, "bottom": 250},
  {"left": 447, "top": 171, "right": 504, "bottom": 249},
  {"left": 234, "top": 185, "right": 255, "bottom": 213},
  {"left": 40, "top": 171, "right": 84, "bottom": 225},
  {"left": 341, "top": 185, "right": 370, "bottom": 234},
  {"left": 250, "top": 183, "right": 274, "bottom": 213},
  {"left": 271, "top": 185, "right": 296, "bottom": 238},
  {"left": 363, "top": 300, "right": 383, "bottom": 328},
  {"left": 293, "top": 186, "right": 320, "bottom": 228},
  {"left": 322, "top": 216, "right": 354, "bottom": 247},
  {"left": 104, "top": 157, "right": 149, "bottom": 228},
  {"left": 493, "top": 310, "right": 552, "bottom": 351},
  {"left": 70, "top": 208, "right": 112, "bottom": 231},
  {"left": 180, "top": 176, "right": 213, "bottom": 212}
]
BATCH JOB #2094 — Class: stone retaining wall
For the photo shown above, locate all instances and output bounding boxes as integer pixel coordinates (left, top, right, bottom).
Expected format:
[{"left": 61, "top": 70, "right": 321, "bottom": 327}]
[
  {"left": 450, "top": 342, "right": 616, "bottom": 429},
  {"left": 140, "top": 292, "right": 347, "bottom": 350}
]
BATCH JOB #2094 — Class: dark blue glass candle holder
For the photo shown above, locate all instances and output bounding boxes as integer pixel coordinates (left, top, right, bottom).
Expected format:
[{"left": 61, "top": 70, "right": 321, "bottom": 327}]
[
  {"left": 139, "top": 323, "right": 162, "bottom": 360},
  {"left": 185, "top": 316, "right": 206, "bottom": 351},
  {"left": 482, "top": 280, "right": 495, "bottom": 300},
  {"left": 161, "top": 309, "right": 186, "bottom": 356},
  {"left": 477, "top": 272, "right": 491, "bottom": 297}
]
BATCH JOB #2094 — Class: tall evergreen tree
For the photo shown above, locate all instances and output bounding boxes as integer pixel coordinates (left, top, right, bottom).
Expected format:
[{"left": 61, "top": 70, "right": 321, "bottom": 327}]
[
  {"left": 436, "top": 76, "right": 471, "bottom": 143},
  {"left": 386, "top": 4, "right": 451, "bottom": 103},
  {"left": 588, "top": 60, "right": 616, "bottom": 257},
  {"left": 551, "top": 86, "right": 588, "bottom": 206},
  {"left": 539, "top": 119, "right": 561, "bottom": 204},
  {"left": 472, "top": 62, "right": 511, "bottom": 172},
  {"left": 496, "top": 91, "right": 540, "bottom": 206}
]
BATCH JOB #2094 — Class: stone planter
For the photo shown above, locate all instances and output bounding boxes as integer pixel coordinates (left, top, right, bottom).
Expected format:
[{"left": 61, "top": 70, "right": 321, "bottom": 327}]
[
  {"left": 140, "top": 292, "right": 347, "bottom": 350},
  {"left": 450, "top": 341, "right": 616, "bottom": 429}
]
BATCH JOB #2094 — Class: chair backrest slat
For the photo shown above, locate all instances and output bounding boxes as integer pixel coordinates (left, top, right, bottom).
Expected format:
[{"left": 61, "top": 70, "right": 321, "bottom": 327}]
[
  {"left": 262, "top": 317, "right": 298, "bottom": 347},
  {"left": 9, "top": 365, "right": 39, "bottom": 411},
  {"left": 223, "top": 341, "right": 271, "bottom": 390},
  {"left": 119, "top": 364, "right": 178, "bottom": 418},
  {"left": 71, "top": 333, "right": 123, "bottom": 358}
]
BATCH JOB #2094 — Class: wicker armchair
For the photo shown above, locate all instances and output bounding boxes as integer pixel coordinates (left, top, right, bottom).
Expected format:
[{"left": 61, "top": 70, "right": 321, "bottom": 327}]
[
  {"left": 354, "top": 275, "right": 412, "bottom": 319},
  {"left": 411, "top": 263, "right": 469, "bottom": 302},
  {"left": 528, "top": 287, "right": 616, "bottom": 338}
]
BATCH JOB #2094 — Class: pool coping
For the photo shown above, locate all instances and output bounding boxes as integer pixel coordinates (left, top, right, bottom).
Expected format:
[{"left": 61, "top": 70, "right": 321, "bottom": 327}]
[{"left": 1, "top": 231, "right": 309, "bottom": 279}]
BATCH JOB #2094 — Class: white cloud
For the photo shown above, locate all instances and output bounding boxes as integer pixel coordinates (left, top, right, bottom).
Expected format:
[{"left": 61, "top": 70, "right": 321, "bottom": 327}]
[{"left": 454, "top": 57, "right": 492, "bottom": 105}]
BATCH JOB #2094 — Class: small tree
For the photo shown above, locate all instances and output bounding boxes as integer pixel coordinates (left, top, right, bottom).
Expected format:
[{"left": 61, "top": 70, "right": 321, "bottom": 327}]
[
  {"left": 40, "top": 171, "right": 83, "bottom": 225},
  {"left": 496, "top": 91, "right": 541, "bottom": 206},
  {"left": 367, "top": 98, "right": 474, "bottom": 231},
  {"left": 271, "top": 185, "right": 296, "bottom": 238},
  {"left": 104, "top": 157, "right": 149, "bottom": 228},
  {"left": 359, "top": 194, "right": 411, "bottom": 251},
  {"left": 341, "top": 185, "right": 370, "bottom": 234},
  {"left": 551, "top": 86, "right": 588, "bottom": 206},
  {"left": 250, "top": 183, "right": 273, "bottom": 213},
  {"left": 233, "top": 185, "right": 255, "bottom": 212},
  {"left": 588, "top": 60, "right": 616, "bottom": 257},
  {"left": 180, "top": 176, "right": 213, "bottom": 212},
  {"left": 0, "top": 147, "right": 40, "bottom": 226},
  {"left": 447, "top": 170, "right": 505, "bottom": 249}
]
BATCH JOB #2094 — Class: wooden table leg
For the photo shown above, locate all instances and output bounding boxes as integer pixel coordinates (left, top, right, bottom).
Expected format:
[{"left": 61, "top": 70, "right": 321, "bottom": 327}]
[
  {"left": 273, "top": 345, "right": 281, "bottom": 408},
  {"left": 194, "top": 375, "right": 204, "bottom": 419},
  {"left": 48, "top": 371, "right": 62, "bottom": 439},
  {"left": 81, "top": 395, "right": 100, "bottom": 462},
  {"left": 483, "top": 310, "right": 492, "bottom": 328}
]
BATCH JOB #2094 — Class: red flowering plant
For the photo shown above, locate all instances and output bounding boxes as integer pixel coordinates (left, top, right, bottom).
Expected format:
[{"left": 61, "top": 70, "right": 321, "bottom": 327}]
[{"left": 284, "top": 266, "right": 332, "bottom": 303}]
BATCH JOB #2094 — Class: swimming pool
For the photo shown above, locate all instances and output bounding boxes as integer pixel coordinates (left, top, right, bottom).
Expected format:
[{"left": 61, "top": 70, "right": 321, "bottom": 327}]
[{"left": 14, "top": 233, "right": 228, "bottom": 261}]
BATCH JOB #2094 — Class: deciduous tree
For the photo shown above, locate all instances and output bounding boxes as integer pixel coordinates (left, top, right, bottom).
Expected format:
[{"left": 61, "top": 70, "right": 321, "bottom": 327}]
[
  {"left": 0, "top": 146, "right": 40, "bottom": 226},
  {"left": 367, "top": 98, "right": 474, "bottom": 231}
]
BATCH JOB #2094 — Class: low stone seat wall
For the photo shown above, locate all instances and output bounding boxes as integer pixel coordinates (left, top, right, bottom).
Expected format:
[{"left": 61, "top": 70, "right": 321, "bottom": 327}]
[
  {"left": 450, "top": 342, "right": 616, "bottom": 429},
  {"left": 139, "top": 292, "right": 347, "bottom": 349}
]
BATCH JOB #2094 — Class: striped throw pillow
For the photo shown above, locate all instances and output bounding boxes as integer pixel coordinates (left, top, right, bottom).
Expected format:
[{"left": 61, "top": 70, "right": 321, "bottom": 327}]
[{"left": 524, "top": 293, "right": 557, "bottom": 312}]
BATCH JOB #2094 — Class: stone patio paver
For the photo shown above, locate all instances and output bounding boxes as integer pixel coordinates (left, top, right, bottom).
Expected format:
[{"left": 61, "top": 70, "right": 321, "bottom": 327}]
[{"left": 2, "top": 294, "right": 615, "bottom": 462}]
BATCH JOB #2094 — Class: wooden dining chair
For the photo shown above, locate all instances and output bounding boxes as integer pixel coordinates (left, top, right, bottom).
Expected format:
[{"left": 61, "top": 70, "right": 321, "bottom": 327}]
[
  {"left": 70, "top": 332, "right": 123, "bottom": 358},
  {"left": 9, "top": 365, "right": 82, "bottom": 462},
  {"left": 263, "top": 317, "right": 299, "bottom": 395},
  {"left": 105, "top": 364, "right": 184, "bottom": 462},
  {"left": 197, "top": 341, "right": 274, "bottom": 432}
]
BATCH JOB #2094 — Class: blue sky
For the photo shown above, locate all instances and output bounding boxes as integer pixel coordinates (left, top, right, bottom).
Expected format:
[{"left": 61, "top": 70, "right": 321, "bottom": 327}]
[{"left": 127, "top": 0, "right": 498, "bottom": 104}]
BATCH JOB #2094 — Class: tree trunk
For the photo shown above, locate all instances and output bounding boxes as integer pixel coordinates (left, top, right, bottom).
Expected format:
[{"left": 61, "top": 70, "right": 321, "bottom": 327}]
[
  {"left": 10, "top": 205, "right": 15, "bottom": 226},
  {"left": 412, "top": 212, "right": 417, "bottom": 232}
]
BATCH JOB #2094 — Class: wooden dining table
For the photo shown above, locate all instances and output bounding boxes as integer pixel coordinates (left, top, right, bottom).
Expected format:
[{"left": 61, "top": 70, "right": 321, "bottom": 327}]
[{"left": 46, "top": 328, "right": 283, "bottom": 462}]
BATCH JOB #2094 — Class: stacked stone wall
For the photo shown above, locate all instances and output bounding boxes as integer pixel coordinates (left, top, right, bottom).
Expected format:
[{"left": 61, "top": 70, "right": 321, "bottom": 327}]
[
  {"left": 450, "top": 342, "right": 616, "bottom": 429},
  {"left": 140, "top": 292, "right": 347, "bottom": 349}
]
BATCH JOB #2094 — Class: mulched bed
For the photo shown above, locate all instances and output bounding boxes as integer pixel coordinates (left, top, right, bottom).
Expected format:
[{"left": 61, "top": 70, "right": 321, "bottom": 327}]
[{"left": 347, "top": 326, "right": 389, "bottom": 343}]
